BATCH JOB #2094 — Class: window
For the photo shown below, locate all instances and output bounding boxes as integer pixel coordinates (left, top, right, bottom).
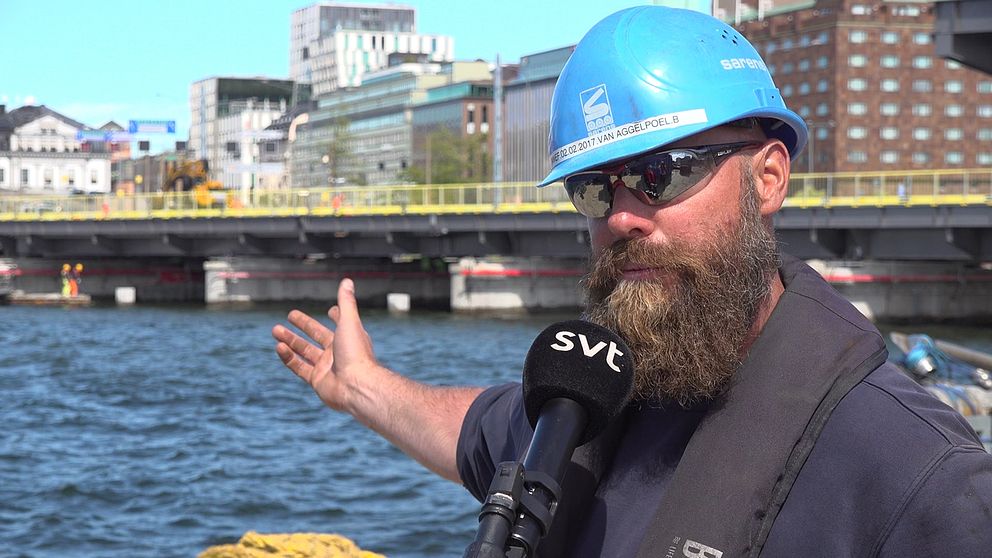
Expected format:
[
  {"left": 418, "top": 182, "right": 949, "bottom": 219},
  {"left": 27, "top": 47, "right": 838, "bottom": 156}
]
[
  {"left": 848, "top": 54, "right": 867, "bottom": 67},
  {"left": 21, "top": 169, "right": 28, "bottom": 184},
  {"left": 782, "top": 84, "right": 794, "bottom": 96},
  {"left": 67, "top": 172, "right": 75, "bottom": 186},
  {"left": 881, "top": 79, "right": 899, "bottom": 92},
  {"left": 912, "top": 79, "right": 932, "bottom": 93},
  {"left": 895, "top": 5, "right": 921, "bottom": 16},
  {"left": 90, "top": 170, "right": 98, "bottom": 184},
  {"left": 945, "top": 60, "right": 962, "bottom": 70},
  {"left": 816, "top": 32, "right": 829, "bottom": 45},
  {"left": 849, "top": 30, "right": 868, "bottom": 43},
  {"left": 817, "top": 56, "right": 829, "bottom": 69},
  {"left": 799, "top": 82, "right": 810, "bottom": 95},
  {"left": 851, "top": 4, "right": 869, "bottom": 15},
  {"left": 799, "top": 59, "right": 810, "bottom": 72},
  {"left": 768, "top": 64, "right": 777, "bottom": 75},
  {"left": 800, "top": 34, "right": 811, "bottom": 47},
  {"left": 945, "top": 151, "right": 964, "bottom": 165},
  {"left": 0, "top": 168, "right": 4, "bottom": 184},
  {"left": 782, "top": 38, "right": 793, "bottom": 50},
  {"left": 913, "top": 32, "right": 931, "bottom": 45},
  {"left": 43, "top": 168, "right": 53, "bottom": 186},
  {"left": 880, "top": 151, "right": 899, "bottom": 164},
  {"left": 979, "top": 105, "right": 992, "bottom": 118},
  {"left": 912, "top": 56, "right": 932, "bottom": 69},
  {"left": 799, "top": 105, "right": 811, "bottom": 118},
  {"left": 913, "top": 152, "right": 930, "bottom": 164},
  {"left": 816, "top": 128, "right": 829, "bottom": 140},
  {"left": 945, "top": 104, "right": 964, "bottom": 117},
  {"left": 881, "top": 31, "right": 899, "bottom": 44},
  {"left": 816, "top": 103, "right": 829, "bottom": 116},
  {"left": 880, "top": 55, "right": 900, "bottom": 68},
  {"left": 848, "top": 78, "right": 868, "bottom": 91},
  {"left": 913, "top": 103, "right": 932, "bottom": 116},
  {"left": 913, "top": 128, "right": 932, "bottom": 141},
  {"left": 880, "top": 127, "right": 899, "bottom": 140},
  {"left": 945, "top": 80, "right": 963, "bottom": 93},
  {"left": 848, "top": 102, "right": 868, "bottom": 115},
  {"left": 766, "top": 42, "right": 777, "bottom": 55},
  {"left": 817, "top": 79, "right": 829, "bottom": 93},
  {"left": 978, "top": 153, "right": 992, "bottom": 165},
  {"left": 848, "top": 127, "right": 868, "bottom": 139},
  {"left": 979, "top": 82, "right": 992, "bottom": 94},
  {"left": 848, "top": 151, "right": 868, "bottom": 163},
  {"left": 978, "top": 129, "right": 992, "bottom": 141},
  {"left": 781, "top": 62, "right": 794, "bottom": 74},
  {"left": 482, "top": 105, "right": 488, "bottom": 124},
  {"left": 945, "top": 128, "right": 963, "bottom": 141},
  {"left": 880, "top": 102, "right": 900, "bottom": 116}
]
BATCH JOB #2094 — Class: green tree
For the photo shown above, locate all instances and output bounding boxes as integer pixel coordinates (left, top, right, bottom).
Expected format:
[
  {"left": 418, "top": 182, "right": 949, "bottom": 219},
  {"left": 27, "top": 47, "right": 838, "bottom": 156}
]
[
  {"left": 322, "top": 117, "right": 352, "bottom": 185},
  {"left": 403, "top": 128, "right": 490, "bottom": 184}
]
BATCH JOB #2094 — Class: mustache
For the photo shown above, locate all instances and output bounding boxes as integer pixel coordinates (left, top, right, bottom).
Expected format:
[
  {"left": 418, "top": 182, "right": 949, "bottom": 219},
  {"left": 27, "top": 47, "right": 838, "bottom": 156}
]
[{"left": 582, "top": 236, "right": 713, "bottom": 302}]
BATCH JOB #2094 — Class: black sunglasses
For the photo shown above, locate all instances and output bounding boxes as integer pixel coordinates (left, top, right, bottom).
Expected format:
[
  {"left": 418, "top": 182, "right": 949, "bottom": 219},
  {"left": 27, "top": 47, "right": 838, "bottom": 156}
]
[{"left": 563, "top": 141, "right": 762, "bottom": 218}]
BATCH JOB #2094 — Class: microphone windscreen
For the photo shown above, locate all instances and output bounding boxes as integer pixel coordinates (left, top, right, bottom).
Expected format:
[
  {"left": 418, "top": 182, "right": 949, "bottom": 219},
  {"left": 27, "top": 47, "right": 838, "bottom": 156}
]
[{"left": 522, "top": 320, "right": 634, "bottom": 445}]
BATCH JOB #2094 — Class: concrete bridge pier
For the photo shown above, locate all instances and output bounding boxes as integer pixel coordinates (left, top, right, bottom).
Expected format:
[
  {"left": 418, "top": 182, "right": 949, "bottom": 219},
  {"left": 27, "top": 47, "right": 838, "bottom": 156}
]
[
  {"left": 450, "top": 257, "right": 587, "bottom": 312},
  {"left": 203, "top": 257, "right": 450, "bottom": 308},
  {"left": 6, "top": 258, "right": 203, "bottom": 302}
]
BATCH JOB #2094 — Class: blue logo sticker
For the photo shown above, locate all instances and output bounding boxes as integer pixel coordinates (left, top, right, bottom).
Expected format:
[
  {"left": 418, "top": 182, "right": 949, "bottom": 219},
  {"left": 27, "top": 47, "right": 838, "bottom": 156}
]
[{"left": 580, "top": 84, "right": 615, "bottom": 135}]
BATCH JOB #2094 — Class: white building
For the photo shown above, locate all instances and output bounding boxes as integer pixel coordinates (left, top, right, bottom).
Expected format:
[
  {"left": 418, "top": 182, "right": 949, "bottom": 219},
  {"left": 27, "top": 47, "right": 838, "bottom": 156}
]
[
  {"left": 188, "top": 77, "right": 295, "bottom": 196},
  {"left": 0, "top": 105, "right": 111, "bottom": 194},
  {"left": 290, "top": 2, "right": 454, "bottom": 96}
]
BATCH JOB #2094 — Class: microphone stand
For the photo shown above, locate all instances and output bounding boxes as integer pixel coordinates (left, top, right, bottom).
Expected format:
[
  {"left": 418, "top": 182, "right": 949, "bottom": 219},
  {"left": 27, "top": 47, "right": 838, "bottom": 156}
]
[{"left": 464, "top": 398, "right": 584, "bottom": 558}]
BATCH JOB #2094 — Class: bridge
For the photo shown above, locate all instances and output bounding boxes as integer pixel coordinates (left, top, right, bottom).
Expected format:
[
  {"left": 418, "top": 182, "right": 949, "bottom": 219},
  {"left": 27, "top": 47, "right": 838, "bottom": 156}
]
[{"left": 2, "top": 168, "right": 991, "bottom": 262}]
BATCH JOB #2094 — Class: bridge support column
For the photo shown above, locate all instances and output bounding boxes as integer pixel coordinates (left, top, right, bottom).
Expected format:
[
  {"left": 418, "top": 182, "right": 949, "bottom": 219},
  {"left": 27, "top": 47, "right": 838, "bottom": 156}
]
[
  {"left": 450, "top": 257, "right": 586, "bottom": 313},
  {"left": 203, "top": 256, "right": 450, "bottom": 308},
  {"left": 808, "top": 260, "right": 992, "bottom": 322},
  {"left": 5, "top": 257, "right": 202, "bottom": 302}
]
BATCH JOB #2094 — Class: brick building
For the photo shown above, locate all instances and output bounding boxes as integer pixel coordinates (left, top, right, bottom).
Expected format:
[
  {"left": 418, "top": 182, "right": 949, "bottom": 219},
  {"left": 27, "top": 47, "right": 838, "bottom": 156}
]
[{"left": 735, "top": 0, "right": 992, "bottom": 172}]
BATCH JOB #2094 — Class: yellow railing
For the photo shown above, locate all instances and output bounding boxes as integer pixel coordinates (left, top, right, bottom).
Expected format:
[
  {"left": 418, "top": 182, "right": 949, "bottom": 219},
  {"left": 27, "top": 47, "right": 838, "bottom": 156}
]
[{"left": 1, "top": 169, "right": 990, "bottom": 222}]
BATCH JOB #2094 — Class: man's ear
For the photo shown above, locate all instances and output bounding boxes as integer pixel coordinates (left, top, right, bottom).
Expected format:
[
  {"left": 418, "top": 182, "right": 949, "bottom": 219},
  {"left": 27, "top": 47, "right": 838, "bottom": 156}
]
[{"left": 752, "top": 140, "right": 790, "bottom": 216}]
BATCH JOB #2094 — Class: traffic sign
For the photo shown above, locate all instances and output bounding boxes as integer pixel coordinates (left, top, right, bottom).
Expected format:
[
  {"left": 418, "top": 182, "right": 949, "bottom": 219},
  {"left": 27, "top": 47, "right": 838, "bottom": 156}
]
[{"left": 128, "top": 120, "right": 176, "bottom": 134}]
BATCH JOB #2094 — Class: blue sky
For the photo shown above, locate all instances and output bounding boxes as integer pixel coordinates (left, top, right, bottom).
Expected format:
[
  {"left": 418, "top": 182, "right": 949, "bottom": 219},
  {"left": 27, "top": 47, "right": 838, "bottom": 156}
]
[{"left": 0, "top": 0, "right": 677, "bottom": 151}]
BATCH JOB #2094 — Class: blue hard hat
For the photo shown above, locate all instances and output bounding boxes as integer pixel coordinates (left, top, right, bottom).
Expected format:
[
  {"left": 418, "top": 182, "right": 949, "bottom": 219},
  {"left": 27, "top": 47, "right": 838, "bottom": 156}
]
[{"left": 539, "top": 6, "right": 808, "bottom": 186}]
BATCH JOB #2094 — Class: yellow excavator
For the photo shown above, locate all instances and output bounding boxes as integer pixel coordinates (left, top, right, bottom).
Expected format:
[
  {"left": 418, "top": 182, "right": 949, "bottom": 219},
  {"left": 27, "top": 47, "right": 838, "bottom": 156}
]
[{"left": 163, "top": 159, "right": 229, "bottom": 208}]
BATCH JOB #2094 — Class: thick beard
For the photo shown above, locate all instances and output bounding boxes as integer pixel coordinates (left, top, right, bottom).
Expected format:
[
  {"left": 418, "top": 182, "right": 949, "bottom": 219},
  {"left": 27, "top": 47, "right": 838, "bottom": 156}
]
[{"left": 582, "top": 169, "right": 780, "bottom": 406}]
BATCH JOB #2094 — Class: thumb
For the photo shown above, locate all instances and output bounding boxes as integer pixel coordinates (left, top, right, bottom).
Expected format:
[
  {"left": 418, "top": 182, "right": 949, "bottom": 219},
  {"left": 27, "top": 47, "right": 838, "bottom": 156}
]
[{"left": 335, "top": 278, "right": 361, "bottom": 325}]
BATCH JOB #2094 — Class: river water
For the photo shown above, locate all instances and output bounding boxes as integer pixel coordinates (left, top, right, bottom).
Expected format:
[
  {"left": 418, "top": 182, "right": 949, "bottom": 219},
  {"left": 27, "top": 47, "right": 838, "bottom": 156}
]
[{"left": 1, "top": 303, "right": 989, "bottom": 558}]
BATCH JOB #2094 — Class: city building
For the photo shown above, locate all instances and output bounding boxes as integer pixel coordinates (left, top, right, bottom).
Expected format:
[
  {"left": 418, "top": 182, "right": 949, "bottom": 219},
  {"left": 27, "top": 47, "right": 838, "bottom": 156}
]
[
  {"left": 188, "top": 77, "right": 296, "bottom": 196},
  {"left": 501, "top": 46, "right": 574, "bottom": 182},
  {"left": 0, "top": 105, "right": 111, "bottom": 194},
  {"left": 292, "top": 60, "right": 490, "bottom": 187},
  {"left": 734, "top": 0, "right": 992, "bottom": 172},
  {"left": 409, "top": 80, "right": 495, "bottom": 183},
  {"left": 290, "top": 2, "right": 454, "bottom": 96}
]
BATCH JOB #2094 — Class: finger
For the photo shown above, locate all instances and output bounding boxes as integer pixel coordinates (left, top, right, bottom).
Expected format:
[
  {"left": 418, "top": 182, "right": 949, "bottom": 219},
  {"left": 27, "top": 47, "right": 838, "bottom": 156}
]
[
  {"left": 272, "top": 324, "right": 325, "bottom": 365},
  {"left": 328, "top": 305, "right": 340, "bottom": 324},
  {"left": 287, "top": 309, "right": 334, "bottom": 347},
  {"left": 275, "top": 342, "right": 315, "bottom": 383},
  {"left": 335, "top": 278, "right": 361, "bottom": 326}
]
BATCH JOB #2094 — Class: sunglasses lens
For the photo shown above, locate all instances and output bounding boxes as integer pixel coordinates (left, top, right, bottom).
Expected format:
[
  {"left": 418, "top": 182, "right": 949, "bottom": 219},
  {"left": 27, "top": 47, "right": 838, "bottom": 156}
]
[
  {"left": 629, "top": 150, "right": 712, "bottom": 204},
  {"left": 564, "top": 174, "right": 613, "bottom": 217}
]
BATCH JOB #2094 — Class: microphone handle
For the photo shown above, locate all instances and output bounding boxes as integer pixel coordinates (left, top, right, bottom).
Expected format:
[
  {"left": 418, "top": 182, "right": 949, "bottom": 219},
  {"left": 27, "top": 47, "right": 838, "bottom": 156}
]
[{"left": 510, "top": 397, "right": 587, "bottom": 556}]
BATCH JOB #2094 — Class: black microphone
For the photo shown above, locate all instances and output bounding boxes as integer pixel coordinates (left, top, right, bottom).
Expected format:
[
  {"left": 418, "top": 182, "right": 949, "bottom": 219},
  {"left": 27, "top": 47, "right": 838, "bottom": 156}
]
[{"left": 466, "top": 320, "right": 634, "bottom": 557}]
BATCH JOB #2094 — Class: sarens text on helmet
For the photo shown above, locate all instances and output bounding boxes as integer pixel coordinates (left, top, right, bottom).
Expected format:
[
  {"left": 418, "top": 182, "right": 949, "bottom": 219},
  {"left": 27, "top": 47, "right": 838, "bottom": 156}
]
[{"left": 550, "top": 330, "right": 625, "bottom": 373}]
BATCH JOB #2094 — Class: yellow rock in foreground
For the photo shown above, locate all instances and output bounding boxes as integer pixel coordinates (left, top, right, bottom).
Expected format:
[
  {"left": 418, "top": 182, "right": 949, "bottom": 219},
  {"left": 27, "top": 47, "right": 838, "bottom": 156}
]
[{"left": 198, "top": 531, "right": 386, "bottom": 558}]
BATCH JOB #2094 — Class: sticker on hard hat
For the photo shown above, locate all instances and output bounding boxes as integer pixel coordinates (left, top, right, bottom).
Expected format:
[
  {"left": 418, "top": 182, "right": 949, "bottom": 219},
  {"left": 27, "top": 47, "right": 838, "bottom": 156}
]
[
  {"left": 551, "top": 109, "right": 708, "bottom": 165},
  {"left": 580, "top": 84, "right": 615, "bottom": 135}
]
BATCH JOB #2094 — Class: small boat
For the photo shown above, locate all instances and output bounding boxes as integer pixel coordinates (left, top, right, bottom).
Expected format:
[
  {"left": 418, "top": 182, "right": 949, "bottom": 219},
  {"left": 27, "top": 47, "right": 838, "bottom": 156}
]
[
  {"left": 890, "top": 332, "right": 992, "bottom": 450},
  {"left": 3, "top": 290, "right": 92, "bottom": 306}
]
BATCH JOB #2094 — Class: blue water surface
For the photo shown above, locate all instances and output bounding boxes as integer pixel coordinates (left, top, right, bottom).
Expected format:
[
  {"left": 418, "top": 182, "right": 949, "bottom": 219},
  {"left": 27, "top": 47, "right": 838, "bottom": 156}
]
[{"left": 0, "top": 303, "right": 560, "bottom": 558}]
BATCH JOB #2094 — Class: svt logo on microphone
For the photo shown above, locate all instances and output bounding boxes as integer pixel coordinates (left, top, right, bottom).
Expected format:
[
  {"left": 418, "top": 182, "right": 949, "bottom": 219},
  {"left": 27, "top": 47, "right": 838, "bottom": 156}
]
[{"left": 550, "top": 330, "right": 625, "bottom": 373}]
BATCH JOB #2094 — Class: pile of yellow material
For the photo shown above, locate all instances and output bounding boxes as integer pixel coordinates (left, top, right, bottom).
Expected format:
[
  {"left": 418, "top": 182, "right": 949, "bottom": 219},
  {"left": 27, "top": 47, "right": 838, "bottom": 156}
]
[{"left": 198, "top": 531, "right": 385, "bottom": 558}]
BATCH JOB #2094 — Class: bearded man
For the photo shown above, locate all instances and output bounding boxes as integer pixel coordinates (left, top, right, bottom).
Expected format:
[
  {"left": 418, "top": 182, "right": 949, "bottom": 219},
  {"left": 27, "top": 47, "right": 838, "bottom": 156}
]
[{"left": 273, "top": 7, "right": 992, "bottom": 557}]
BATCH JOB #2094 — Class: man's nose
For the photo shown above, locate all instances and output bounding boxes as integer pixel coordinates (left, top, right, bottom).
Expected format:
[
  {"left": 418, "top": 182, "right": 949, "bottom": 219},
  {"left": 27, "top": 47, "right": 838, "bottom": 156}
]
[{"left": 605, "top": 184, "right": 656, "bottom": 240}]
